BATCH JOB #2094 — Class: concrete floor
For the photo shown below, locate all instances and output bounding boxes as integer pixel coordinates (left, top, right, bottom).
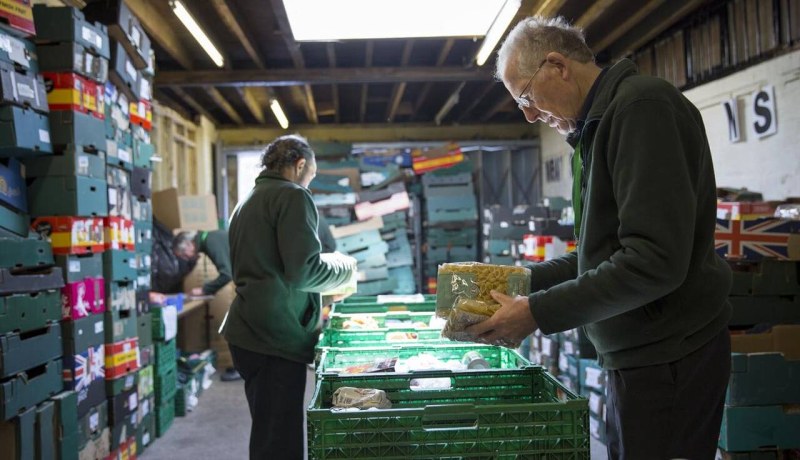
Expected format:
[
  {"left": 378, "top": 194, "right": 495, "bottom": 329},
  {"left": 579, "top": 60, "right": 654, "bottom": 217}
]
[{"left": 141, "top": 369, "right": 608, "bottom": 460}]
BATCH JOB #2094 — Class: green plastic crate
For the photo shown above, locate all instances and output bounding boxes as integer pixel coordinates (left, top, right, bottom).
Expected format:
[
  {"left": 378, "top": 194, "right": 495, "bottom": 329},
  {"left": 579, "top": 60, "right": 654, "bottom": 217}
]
[
  {"left": 317, "top": 344, "right": 530, "bottom": 375},
  {"left": 154, "top": 340, "right": 176, "bottom": 374},
  {"left": 341, "top": 295, "right": 436, "bottom": 304},
  {"left": 154, "top": 365, "right": 177, "bottom": 406},
  {"left": 330, "top": 301, "right": 436, "bottom": 315},
  {"left": 327, "top": 311, "right": 436, "bottom": 330},
  {"left": 155, "top": 399, "right": 174, "bottom": 438},
  {"left": 307, "top": 367, "right": 589, "bottom": 459},
  {"left": 318, "top": 327, "right": 448, "bottom": 349}
]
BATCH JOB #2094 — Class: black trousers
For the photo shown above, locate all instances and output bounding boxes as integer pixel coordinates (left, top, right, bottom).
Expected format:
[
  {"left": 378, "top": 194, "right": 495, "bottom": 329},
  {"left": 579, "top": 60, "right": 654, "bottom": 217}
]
[
  {"left": 606, "top": 328, "right": 731, "bottom": 460},
  {"left": 229, "top": 344, "right": 307, "bottom": 460}
]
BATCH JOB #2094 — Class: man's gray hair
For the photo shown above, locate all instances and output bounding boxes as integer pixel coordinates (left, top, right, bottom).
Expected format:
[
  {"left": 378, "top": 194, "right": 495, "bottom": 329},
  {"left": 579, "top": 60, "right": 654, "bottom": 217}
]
[
  {"left": 495, "top": 16, "right": 594, "bottom": 82},
  {"left": 173, "top": 231, "right": 198, "bottom": 255}
]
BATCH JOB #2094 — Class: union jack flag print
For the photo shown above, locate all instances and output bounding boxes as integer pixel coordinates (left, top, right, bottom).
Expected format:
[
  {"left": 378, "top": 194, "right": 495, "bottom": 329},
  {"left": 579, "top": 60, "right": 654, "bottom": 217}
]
[
  {"left": 715, "top": 218, "right": 800, "bottom": 260},
  {"left": 63, "top": 345, "right": 105, "bottom": 391}
]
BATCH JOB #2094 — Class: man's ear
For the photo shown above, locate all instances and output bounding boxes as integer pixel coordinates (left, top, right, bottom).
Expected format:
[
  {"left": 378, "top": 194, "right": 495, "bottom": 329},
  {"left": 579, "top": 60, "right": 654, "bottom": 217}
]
[
  {"left": 546, "top": 51, "right": 570, "bottom": 80},
  {"left": 296, "top": 158, "right": 307, "bottom": 171}
]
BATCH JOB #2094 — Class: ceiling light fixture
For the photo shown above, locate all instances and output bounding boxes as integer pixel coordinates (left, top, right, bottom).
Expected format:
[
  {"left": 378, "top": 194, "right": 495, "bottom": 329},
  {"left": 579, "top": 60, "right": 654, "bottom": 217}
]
[
  {"left": 475, "top": 0, "right": 521, "bottom": 66},
  {"left": 170, "top": 0, "right": 225, "bottom": 67},
  {"left": 270, "top": 99, "right": 289, "bottom": 129},
  {"left": 282, "top": 0, "right": 507, "bottom": 41}
]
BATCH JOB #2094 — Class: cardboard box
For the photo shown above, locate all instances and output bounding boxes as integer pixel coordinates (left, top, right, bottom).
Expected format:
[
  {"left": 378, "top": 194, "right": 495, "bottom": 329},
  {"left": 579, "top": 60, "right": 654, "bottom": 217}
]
[
  {"left": 717, "top": 201, "right": 779, "bottom": 220},
  {"left": 730, "top": 325, "right": 800, "bottom": 360},
  {"left": 31, "top": 217, "right": 104, "bottom": 255},
  {"left": 152, "top": 188, "right": 218, "bottom": 231},
  {"left": 0, "top": 406, "right": 34, "bottom": 459},
  {"left": 715, "top": 218, "right": 800, "bottom": 261},
  {"left": 62, "top": 277, "right": 105, "bottom": 320},
  {"left": 0, "top": 0, "right": 35, "bottom": 37},
  {"left": 0, "top": 27, "right": 36, "bottom": 71}
]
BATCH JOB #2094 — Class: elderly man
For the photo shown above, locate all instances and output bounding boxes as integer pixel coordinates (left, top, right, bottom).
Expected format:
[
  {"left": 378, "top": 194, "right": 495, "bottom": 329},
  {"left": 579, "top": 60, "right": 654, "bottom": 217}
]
[{"left": 468, "top": 16, "right": 732, "bottom": 459}]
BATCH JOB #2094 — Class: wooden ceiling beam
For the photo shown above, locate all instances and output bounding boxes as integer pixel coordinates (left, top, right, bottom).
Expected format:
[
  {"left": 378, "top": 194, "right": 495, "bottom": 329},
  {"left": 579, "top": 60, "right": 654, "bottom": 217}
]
[
  {"left": 156, "top": 66, "right": 493, "bottom": 87},
  {"left": 456, "top": 81, "right": 498, "bottom": 122},
  {"left": 359, "top": 41, "right": 374, "bottom": 123},
  {"left": 208, "top": 87, "right": 244, "bottom": 124},
  {"left": 481, "top": 97, "right": 514, "bottom": 122},
  {"left": 168, "top": 87, "right": 220, "bottom": 125},
  {"left": 210, "top": 0, "right": 266, "bottom": 68},
  {"left": 386, "top": 41, "right": 414, "bottom": 122},
  {"left": 532, "top": 0, "right": 566, "bottom": 17},
  {"left": 238, "top": 87, "right": 265, "bottom": 124},
  {"left": 591, "top": 0, "right": 667, "bottom": 53},
  {"left": 219, "top": 123, "right": 535, "bottom": 144},
  {"left": 127, "top": 0, "right": 194, "bottom": 70},
  {"left": 413, "top": 38, "right": 455, "bottom": 119},
  {"left": 153, "top": 88, "right": 193, "bottom": 121},
  {"left": 574, "top": 0, "right": 617, "bottom": 29},
  {"left": 326, "top": 43, "right": 339, "bottom": 123},
  {"left": 607, "top": 0, "right": 708, "bottom": 59}
]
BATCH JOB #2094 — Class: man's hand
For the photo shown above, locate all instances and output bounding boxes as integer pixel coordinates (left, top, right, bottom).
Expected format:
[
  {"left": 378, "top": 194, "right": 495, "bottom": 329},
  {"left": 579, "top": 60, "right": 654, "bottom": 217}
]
[
  {"left": 465, "top": 290, "right": 538, "bottom": 346},
  {"left": 190, "top": 287, "right": 204, "bottom": 297}
]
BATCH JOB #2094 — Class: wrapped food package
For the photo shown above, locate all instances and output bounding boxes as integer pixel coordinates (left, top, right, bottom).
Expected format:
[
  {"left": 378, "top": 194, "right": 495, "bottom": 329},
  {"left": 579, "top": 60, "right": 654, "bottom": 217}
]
[
  {"left": 332, "top": 387, "right": 392, "bottom": 409},
  {"left": 441, "top": 298, "right": 523, "bottom": 349},
  {"left": 435, "top": 262, "right": 531, "bottom": 319}
]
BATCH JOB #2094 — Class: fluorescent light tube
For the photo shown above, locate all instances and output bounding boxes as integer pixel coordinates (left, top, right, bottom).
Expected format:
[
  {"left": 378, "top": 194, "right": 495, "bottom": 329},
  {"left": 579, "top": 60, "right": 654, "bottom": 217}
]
[
  {"left": 476, "top": 0, "right": 521, "bottom": 66},
  {"left": 171, "top": 0, "right": 225, "bottom": 67},
  {"left": 270, "top": 99, "right": 289, "bottom": 129}
]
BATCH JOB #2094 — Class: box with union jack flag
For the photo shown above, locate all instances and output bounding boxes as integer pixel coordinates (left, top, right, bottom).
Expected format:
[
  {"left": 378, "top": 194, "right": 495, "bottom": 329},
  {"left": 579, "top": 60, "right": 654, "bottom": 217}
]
[
  {"left": 715, "top": 218, "right": 800, "bottom": 261},
  {"left": 63, "top": 344, "right": 106, "bottom": 417}
]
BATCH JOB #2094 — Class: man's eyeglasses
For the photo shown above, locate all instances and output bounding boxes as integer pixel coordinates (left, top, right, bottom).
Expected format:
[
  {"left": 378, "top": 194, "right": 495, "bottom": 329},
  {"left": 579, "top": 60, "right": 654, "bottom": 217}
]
[{"left": 515, "top": 58, "right": 547, "bottom": 110}]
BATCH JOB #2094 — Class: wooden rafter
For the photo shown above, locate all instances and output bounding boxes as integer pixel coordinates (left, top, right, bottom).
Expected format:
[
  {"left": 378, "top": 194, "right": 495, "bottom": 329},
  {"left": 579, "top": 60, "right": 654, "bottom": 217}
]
[
  {"left": 413, "top": 38, "right": 455, "bottom": 120},
  {"left": 208, "top": 87, "right": 244, "bottom": 124},
  {"left": 591, "top": 0, "right": 667, "bottom": 53},
  {"left": 386, "top": 41, "right": 415, "bottom": 122},
  {"left": 480, "top": 97, "right": 514, "bottom": 122},
  {"left": 153, "top": 88, "right": 192, "bottom": 121},
  {"left": 270, "top": 0, "right": 317, "bottom": 124},
  {"left": 327, "top": 43, "right": 340, "bottom": 123},
  {"left": 237, "top": 87, "right": 265, "bottom": 124},
  {"left": 359, "top": 41, "right": 374, "bottom": 122},
  {"left": 156, "top": 66, "right": 493, "bottom": 87},
  {"left": 456, "top": 81, "right": 497, "bottom": 122},
  {"left": 210, "top": 0, "right": 265, "bottom": 68},
  {"left": 574, "top": 0, "right": 617, "bottom": 29},
  {"left": 532, "top": 0, "right": 566, "bottom": 17},
  {"left": 168, "top": 87, "right": 220, "bottom": 125},
  {"left": 608, "top": 0, "right": 708, "bottom": 59},
  {"left": 127, "top": 0, "right": 194, "bottom": 70}
]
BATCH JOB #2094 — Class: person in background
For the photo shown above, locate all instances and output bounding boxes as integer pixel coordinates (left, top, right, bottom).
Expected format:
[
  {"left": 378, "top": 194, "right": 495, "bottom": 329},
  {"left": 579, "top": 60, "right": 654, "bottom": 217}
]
[
  {"left": 467, "top": 16, "right": 732, "bottom": 459},
  {"left": 173, "top": 230, "right": 232, "bottom": 297},
  {"left": 173, "top": 229, "right": 241, "bottom": 382},
  {"left": 223, "top": 134, "right": 357, "bottom": 459}
]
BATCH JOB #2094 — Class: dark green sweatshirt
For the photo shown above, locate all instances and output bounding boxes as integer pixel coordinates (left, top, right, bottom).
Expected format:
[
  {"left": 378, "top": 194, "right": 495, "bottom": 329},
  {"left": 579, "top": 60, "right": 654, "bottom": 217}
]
[
  {"left": 194, "top": 230, "right": 232, "bottom": 295},
  {"left": 528, "top": 59, "right": 732, "bottom": 370},
  {"left": 222, "top": 170, "right": 355, "bottom": 363}
]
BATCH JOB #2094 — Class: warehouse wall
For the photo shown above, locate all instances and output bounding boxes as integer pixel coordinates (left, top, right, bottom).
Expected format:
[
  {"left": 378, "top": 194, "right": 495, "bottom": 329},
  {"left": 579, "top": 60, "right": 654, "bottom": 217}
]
[
  {"left": 684, "top": 49, "right": 800, "bottom": 200},
  {"left": 539, "top": 126, "right": 572, "bottom": 200}
]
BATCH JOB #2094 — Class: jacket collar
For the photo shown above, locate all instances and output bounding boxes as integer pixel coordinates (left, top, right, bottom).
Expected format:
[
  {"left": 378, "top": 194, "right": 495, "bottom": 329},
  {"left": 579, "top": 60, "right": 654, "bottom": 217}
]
[
  {"left": 586, "top": 58, "right": 638, "bottom": 123},
  {"left": 256, "top": 169, "right": 290, "bottom": 183}
]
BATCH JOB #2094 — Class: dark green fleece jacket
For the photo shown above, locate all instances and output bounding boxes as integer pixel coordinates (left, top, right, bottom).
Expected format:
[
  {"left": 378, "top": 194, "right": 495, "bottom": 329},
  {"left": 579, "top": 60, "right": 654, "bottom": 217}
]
[
  {"left": 528, "top": 59, "right": 732, "bottom": 370},
  {"left": 194, "top": 230, "right": 232, "bottom": 295},
  {"left": 222, "top": 170, "right": 355, "bottom": 364}
]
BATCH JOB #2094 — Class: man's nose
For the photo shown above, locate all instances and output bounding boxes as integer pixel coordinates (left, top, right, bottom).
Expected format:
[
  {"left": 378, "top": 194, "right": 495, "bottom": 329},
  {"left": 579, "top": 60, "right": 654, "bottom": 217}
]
[{"left": 522, "top": 105, "right": 543, "bottom": 124}]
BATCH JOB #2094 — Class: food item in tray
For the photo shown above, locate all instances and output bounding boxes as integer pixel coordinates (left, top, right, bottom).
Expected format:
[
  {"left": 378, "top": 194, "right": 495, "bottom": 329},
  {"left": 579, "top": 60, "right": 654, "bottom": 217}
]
[
  {"left": 340, "top": 357, "right": 398, "bottom": 374},
  {"left": 436, "top": 262, "right": 531, "bottom": 318},
  {"left": 341, "top": 314, "right": 380, "bottom": 329},
  {"left": 385, "top": 331, "right": 419, "bottom": 342},
  {"left": 332, "top": 387, "right": 392, "bottom": 409}
]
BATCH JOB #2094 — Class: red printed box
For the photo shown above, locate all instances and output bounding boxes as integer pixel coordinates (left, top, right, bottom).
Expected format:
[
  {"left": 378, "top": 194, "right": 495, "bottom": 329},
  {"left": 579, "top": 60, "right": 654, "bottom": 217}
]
[
  {"left": 31, "top": 216, "right": 104, "bottom": 255},
  {"left": 105, "top": 337, "right": 139, "bottom": 379},
  {"left": 41, "top": 72, "right": 105, "bottom": 119},
  {"left": 62, "top": 276, "right": 105, "bottom": 319},
  {"left": 715, "top": 218, "right": 800, "bottom": 261},
  {"left": 129, "top": 99, "right": 151, "bottom": 131},
  {"left": 104, "top": 217, "right": 134, "bottom": 251},
  {"left": 0, "top": 0, "right": 35, "bottom": 37},
  {"left": 412, "top": 144, "right": 464, "bottom": 174},
  {"left": 717, "top": 201, "right": 779, "bottom": 221}
]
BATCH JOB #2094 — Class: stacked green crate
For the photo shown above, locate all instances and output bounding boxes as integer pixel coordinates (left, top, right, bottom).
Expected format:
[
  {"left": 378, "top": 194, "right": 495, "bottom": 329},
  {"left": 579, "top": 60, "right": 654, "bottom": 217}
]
[
  {"left": 556, "top": 328, "right": 597, "bottom": 395},
  {"left": 152, "top": 303, "right": 177, "bottom": 438},
  {"left": 579, "top": 359, "right": 607, "bottom": 444},
  {"left": 308, "top": 367, "right": 588, "bottom": 458}
]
